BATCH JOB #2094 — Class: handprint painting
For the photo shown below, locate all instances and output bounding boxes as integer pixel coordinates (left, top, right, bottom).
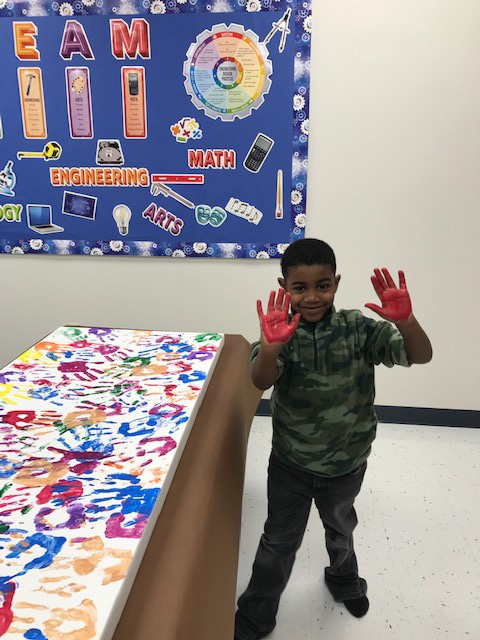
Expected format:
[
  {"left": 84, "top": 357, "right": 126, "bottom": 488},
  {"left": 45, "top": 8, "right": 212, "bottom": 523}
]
[{"left": 0, "top": 326, "right": 223, "bottom": 639}]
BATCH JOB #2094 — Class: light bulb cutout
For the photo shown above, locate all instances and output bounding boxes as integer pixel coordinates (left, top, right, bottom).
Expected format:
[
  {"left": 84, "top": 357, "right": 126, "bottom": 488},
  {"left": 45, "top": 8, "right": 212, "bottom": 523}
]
[{"left": 112, "top": 204, "right": 132, "bottom": 236}]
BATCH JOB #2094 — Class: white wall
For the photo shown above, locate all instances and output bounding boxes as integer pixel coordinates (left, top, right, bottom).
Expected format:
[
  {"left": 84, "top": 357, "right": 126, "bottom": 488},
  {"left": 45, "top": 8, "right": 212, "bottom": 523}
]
[{"left": 1, "top": 0, "right": 479, "bottom": 410}]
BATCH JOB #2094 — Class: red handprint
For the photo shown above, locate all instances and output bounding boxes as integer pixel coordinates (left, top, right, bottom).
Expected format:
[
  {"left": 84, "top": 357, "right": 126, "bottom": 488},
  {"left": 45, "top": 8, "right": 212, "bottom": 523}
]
[
  {"left": 257, "top": 289, "right": 300, "bottom": 345},
  {"left": 58, "top": 361, "right": 102, "bottom": 381},
  {"left": 365, "top": 268, "right": 412, "bottom": 323}
]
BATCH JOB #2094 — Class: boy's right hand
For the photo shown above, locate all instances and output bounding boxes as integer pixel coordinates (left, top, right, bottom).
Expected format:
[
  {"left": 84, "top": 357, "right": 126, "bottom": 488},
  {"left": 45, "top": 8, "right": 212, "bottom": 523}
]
[{"left": 257, "top": 289, "right": 300, "bottom": 346}]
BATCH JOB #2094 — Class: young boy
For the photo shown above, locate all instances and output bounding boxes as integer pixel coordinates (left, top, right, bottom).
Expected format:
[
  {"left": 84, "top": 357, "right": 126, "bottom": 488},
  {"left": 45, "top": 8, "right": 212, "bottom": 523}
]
[{"left": 235, "top": 238, "right": 432, "bottom": 640}]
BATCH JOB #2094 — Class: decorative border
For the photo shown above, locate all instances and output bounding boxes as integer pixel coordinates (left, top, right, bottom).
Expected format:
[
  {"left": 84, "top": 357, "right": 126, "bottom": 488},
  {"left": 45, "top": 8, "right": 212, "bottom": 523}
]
[
  {"left": 0, "top": 238, "right": 294, "bottom": 257},
  {"left": 0, "top": 0, "right": 311, "bottom": 259}
]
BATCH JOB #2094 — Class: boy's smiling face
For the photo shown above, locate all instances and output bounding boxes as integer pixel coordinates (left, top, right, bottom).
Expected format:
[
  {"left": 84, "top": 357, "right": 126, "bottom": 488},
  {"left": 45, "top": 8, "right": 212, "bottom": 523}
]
[{"left": 279, "top": 263, "right": 341, "bottom": 324}]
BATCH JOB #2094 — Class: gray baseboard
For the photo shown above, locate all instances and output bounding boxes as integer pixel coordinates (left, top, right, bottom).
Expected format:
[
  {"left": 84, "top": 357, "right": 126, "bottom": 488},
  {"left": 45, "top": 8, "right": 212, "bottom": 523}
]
[{"left": 255, "top": 399, "right": 480, "bottom": 428}]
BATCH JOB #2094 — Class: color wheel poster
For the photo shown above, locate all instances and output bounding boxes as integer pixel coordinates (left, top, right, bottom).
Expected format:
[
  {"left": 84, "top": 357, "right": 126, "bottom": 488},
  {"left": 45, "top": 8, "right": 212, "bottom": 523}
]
[{"left": 0, "top": 0, "right": 312, "bottom": 259}]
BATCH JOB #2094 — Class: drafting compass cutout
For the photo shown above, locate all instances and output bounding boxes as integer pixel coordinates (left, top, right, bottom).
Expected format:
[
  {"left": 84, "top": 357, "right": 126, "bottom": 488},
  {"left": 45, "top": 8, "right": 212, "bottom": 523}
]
[{"left": 263, "top": 8, "right": 292, "bottom": 53}]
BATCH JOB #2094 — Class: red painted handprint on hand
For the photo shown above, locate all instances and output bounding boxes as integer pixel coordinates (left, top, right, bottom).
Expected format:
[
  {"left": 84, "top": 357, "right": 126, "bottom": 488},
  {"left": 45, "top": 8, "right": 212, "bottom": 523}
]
[
  {"left": 257, "top": 289, "right": 300, "bottom": 345},
  {"left": 365, "top": 268, "right": 412, "bottom": 323}
]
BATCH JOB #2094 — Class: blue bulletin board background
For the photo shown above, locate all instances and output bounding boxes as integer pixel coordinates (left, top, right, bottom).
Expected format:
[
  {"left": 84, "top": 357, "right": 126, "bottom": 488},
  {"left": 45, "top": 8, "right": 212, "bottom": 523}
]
[{"left": 0, "top": 0, "right": 311, "bottom": 258}]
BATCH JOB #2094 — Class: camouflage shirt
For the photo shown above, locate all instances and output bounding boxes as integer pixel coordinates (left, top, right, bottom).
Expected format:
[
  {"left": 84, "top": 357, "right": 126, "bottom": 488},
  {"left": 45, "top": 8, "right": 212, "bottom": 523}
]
[{"left": 251, "top": 307, "right": 410, "bottom": 477}]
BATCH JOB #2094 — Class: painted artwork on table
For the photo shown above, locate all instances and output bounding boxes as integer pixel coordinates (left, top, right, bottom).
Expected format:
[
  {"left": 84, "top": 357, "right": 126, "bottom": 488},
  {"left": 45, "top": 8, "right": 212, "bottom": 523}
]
[{"left": 0, "top": 326, "right": 224, "bottom": 639}]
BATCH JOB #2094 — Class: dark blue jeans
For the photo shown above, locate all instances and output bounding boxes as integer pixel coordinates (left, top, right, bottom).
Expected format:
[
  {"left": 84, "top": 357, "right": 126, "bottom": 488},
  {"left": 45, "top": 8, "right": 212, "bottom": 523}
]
[{"left": 235, "top": 452, "right": 368, "bottom": 639}]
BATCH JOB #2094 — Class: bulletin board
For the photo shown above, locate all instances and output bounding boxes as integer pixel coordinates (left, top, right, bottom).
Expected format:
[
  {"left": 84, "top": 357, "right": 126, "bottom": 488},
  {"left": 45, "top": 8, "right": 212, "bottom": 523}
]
[{"left": 0, "top": 0, "right": 311, "bottom": 259}]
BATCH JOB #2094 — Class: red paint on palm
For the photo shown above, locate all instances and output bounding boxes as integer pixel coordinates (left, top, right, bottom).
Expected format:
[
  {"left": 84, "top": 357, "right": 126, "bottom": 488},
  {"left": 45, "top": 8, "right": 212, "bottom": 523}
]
[
  {"left": 365, "top": 268, "right": 412, "bottom": 323},
  {"left": 0, "top": 582, "right": 15, "bottom": 635},
  {"left": 257, "top": 289, "right": 300, "bottom": 345}
]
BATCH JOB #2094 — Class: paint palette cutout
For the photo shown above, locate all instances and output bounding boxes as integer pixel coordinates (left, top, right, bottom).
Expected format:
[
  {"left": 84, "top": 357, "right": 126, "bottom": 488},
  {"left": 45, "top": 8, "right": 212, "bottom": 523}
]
[{"left": 0, "top": 326, "right": 223, "bottom": 639}]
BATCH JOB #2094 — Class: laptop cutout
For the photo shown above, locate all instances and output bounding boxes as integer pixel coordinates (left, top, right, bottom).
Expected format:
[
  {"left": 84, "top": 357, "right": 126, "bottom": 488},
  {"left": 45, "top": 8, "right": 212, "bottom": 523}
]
[{"left": 27, "top": 204, "right": 64, "bottom": 234}]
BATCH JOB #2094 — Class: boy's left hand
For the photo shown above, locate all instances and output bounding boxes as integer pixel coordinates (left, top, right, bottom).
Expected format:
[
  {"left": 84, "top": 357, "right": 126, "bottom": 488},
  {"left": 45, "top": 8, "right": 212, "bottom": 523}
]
[{"left": 365, "top": 268, "right": 412, "bottom": 323}]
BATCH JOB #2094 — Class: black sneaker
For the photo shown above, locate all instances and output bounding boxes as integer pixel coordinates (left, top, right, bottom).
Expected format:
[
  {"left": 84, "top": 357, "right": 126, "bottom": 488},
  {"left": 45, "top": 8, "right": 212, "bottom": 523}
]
[
  {"left": 343, "top": 594, "right": 370, "bottom": 617},
  {"left": 234, "top": 626, "right": 273, "bottom": 640}
]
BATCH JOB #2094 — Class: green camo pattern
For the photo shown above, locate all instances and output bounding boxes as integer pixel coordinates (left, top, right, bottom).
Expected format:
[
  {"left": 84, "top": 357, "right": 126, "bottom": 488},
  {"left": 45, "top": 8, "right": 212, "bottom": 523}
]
[{"left": 251, "top": 308, "right": 410, "bottom": 477}]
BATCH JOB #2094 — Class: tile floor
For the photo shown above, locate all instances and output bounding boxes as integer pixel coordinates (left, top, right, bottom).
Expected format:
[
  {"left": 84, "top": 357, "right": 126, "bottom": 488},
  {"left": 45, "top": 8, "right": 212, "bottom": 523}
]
[{"left": 236, "top": 416, "right": 480, "bottom": 639}]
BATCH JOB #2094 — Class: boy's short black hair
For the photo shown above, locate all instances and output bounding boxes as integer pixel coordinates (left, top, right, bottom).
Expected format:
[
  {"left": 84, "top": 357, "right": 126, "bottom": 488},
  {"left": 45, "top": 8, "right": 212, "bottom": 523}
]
[{"left": 281, "top": 238, "right": 336, "bottom": 277}]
